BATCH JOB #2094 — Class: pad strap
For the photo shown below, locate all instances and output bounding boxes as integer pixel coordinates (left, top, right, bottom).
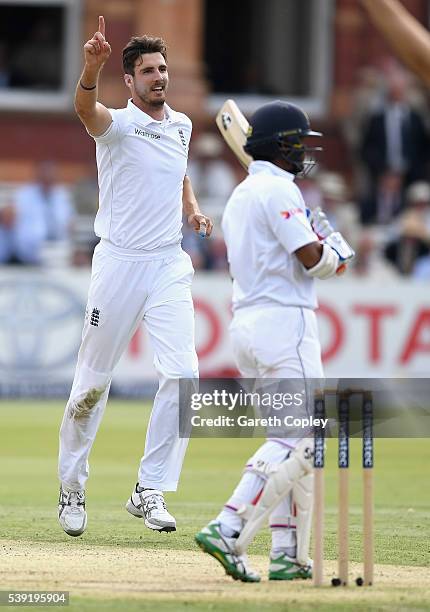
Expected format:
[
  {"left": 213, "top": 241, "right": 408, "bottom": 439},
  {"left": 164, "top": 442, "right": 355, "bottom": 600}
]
[{"left": 245, "top": 459, "right": 278, "bottom": 480}]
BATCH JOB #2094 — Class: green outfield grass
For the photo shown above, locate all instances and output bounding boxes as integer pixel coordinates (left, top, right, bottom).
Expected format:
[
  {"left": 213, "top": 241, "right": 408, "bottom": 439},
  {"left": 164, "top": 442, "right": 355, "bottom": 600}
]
[{"left": 0, "top": 400, "right": 429, "bottom": 611}]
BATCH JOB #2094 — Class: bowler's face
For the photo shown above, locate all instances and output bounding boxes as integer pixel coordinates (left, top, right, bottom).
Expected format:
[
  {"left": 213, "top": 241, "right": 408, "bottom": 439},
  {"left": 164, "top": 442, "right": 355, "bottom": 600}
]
[{"left": 130, "top": 52, "right": 169, "bottom": 107}]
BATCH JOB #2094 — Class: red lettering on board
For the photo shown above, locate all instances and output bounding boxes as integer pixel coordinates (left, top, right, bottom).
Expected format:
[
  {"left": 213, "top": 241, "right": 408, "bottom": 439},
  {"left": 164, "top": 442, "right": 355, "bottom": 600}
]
[
  {"left": 318, "top": 303, "right": 344, "bottom": 362},
  {"left": 194, "top": 299, "right": 222, "bottom": 359},
  {"left": 399, "top": 309, "right": 430, "bottom": 363},
  {"left": 353, "top": 305, "right": 397, "bottom": 362}
]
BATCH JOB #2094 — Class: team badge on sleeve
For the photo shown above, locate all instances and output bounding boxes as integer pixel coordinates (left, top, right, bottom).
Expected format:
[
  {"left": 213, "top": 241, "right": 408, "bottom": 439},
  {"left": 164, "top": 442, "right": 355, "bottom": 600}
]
[
  {"left": 280, "top": 208, "right": 304, "bottom": 220},
  {"left": 178, "top": 129, "right": 188, "bottom": 150}
]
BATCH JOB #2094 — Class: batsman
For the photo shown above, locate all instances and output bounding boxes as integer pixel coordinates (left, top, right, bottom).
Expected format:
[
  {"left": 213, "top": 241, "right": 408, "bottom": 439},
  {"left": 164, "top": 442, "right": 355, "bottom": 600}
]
[{"left": 195, "top": 100, "right": 355, "bottom": 581}]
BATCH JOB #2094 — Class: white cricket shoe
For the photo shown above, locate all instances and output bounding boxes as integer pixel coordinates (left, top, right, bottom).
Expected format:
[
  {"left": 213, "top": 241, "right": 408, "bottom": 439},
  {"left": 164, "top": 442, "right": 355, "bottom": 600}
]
[
  {"left": 125, "top": 484, "right": 176, "bottom": 532},
  {"left": 58, "top": 486, "right": 87, "bottom": 537}
]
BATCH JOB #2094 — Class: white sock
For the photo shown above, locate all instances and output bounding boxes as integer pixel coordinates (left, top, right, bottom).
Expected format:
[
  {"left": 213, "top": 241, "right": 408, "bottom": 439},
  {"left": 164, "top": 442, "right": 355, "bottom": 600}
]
[
  {"left": 271, "top": 527, "right": 297, "bottom": 558},
  {"left": 219, "top": 524, "right": 238, "bottom": 538}
]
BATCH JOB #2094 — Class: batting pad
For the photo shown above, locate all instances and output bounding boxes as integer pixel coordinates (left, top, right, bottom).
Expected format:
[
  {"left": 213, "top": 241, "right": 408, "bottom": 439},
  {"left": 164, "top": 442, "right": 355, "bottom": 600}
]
[{"left": 234, "top": 438, "right": 314, "bottom": 555}]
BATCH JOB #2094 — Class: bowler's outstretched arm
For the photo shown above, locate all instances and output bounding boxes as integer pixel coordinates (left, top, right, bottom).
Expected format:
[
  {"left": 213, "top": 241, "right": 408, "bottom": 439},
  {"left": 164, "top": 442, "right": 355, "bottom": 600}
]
[{"left": 74, "top": 15, "right": 113, "bottom": 136}]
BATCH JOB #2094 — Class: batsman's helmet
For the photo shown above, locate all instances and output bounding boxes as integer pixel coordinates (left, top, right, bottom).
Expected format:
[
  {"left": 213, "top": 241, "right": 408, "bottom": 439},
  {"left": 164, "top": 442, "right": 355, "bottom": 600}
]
[{"left": 244, "top": 100, "right": 322, "bottom": 176}]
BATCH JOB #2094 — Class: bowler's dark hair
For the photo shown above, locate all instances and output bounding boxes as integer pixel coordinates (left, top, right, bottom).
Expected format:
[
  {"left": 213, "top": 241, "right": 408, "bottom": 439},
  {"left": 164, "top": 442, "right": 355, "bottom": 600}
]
[{"left": 122, "top": 35, "right": 168, "bottom": 75}]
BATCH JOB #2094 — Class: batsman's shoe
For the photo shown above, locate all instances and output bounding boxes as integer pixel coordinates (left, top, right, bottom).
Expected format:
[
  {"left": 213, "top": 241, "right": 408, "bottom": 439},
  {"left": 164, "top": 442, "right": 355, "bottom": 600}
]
[
  {"left": 268, "top": 552, "right": 312, "bottom": 580},
  {"left": 126, "top": 484, "right": 176, "bottom": 532},
  {"left": 58, "top": 486, "right": 87, "bottom": 537},
  {"left": 195, "top": 521, "right": 261, "bottom": 583}
]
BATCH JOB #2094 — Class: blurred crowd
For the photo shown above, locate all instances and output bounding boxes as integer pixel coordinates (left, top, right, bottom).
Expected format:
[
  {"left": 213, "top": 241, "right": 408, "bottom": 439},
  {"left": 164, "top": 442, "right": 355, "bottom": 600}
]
[
  {"left": 341, "top": 59, "right": 430, "bottom": 278},
  {"left": 1, "top": 60, "right": 430, "bottom": 279}
]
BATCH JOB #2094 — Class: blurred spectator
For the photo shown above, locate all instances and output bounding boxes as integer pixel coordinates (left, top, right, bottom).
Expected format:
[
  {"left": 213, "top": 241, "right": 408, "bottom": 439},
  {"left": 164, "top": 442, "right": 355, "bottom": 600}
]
[
  {"left": 181, "top": 220, "right": 208, "bottom": 270},
  {"left": 70, "top": 170, "right": 99, "bottom": 266},
  {"left": 298, "top": 176, "right": 323, "bottom": 210},
  {"left": 361, "top": 170, "right": 404, "bottom": 226},
  {"left": 181, "top": 215, "right": 229, "bottom": 272},
  {"left": 315, "top": 171, "right": 361, "bottom": 249},
  {"left": 187, "top": 132, "right": 236, "bottom": 203},
  {"left": 383, "top": 181, "right": 430, "bottom": 275},
  {"left": 0, "top": 161, "right": 74, "bottom": 265},
  {"left": 205, "top": 232, "right": 229, "bottom": 271},
  {"left": 359, "top": 68, "right": 429, "bottom": 224},
  {"left": 413, "top": 255, "right": 430, "bottom": 279},
  {"left": 344, "top": 65, "right": 384, "bottom": 153},
  {"left": 353, "top": 228, "right": 398, "bottom": 278},
  {"left": 184, "top": 133, "right": 236, "bottom": 270},
  {"left": 343, "top": 65, "right": 385, "bottom": 203}
]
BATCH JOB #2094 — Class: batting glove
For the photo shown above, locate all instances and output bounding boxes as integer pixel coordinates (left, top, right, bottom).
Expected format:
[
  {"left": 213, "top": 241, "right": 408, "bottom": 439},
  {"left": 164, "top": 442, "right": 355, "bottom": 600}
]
[{"left": 308, "top": 207, "right": 335, "bottom": 240}]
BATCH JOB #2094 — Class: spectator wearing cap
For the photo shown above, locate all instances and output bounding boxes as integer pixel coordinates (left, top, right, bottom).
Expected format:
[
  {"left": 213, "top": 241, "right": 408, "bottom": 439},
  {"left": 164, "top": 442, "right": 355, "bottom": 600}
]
[{"left": 384, "top": 181, "right": 430, "bottom": 275}]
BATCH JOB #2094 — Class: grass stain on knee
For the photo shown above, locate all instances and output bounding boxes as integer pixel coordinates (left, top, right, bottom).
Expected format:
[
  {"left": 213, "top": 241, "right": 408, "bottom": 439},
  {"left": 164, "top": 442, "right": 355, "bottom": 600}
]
[{"left": 69, "top": 387, "right": 106, "bottom": 419}]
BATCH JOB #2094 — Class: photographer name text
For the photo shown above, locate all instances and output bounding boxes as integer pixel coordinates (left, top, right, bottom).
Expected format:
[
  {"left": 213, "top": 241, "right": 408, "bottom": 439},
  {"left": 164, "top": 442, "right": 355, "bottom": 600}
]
[{"left": 190, "top": 415, "right": 328, "bottom": 428}]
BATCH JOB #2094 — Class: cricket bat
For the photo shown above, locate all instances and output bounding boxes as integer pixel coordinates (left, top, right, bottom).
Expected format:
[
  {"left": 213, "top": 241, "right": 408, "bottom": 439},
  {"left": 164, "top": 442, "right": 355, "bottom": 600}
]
[{"left": 215, "top": 99, "right": 252, "bottom": 170}]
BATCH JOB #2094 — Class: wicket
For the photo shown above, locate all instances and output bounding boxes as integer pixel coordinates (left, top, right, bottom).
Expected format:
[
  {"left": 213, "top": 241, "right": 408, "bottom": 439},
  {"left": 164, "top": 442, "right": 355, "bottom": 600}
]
[{"left": 313, "top": 389, "right": 374, "bottom": 587}]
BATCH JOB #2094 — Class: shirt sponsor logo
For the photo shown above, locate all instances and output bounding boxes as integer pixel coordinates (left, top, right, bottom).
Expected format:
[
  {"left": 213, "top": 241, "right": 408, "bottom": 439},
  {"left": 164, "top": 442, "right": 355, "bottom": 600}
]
[
  {"left": 134, "top": 128, "right": 161, "bottom": 139},
  {"left": 280, "top": 208, "right": 304, "bottom": 219}
]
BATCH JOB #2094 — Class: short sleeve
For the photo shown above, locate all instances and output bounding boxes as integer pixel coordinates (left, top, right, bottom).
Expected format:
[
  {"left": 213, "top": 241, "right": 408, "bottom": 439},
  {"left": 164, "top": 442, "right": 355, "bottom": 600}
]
[
  {"left": 88, "top": 108, "right": 127, "bottom": 144},
  {"left": 264, "top": 183, "right": 319, "bottom": 254}
]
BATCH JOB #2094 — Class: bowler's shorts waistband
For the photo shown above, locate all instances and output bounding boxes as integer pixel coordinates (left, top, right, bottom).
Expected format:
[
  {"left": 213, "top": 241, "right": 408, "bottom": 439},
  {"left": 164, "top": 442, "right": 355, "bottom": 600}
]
[{"left": 98, "top": 239, "right": 182, "bottom": 261}]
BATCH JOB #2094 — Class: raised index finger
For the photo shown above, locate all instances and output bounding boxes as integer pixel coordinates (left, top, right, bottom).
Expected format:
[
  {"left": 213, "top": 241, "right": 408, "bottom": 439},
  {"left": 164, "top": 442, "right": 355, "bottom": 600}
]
[{"left": 98, "top": 15, "right": 105, "bottom": 37}]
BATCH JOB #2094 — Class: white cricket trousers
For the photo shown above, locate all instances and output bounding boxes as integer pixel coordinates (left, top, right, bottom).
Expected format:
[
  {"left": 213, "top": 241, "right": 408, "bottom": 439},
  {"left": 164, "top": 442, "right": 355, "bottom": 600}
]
[
  {"left": 230, "top": 304, "right": 323, "bottom": 381},
  {"left": 217, "top": 304, "right": 323, "bottom": 541},
  {"left": 59, "top": 240, "right": 198, "bottom": 492}
]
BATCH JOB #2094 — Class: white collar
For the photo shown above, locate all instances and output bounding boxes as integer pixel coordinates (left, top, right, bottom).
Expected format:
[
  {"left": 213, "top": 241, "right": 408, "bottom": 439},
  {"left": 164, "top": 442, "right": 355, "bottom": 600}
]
[
  {"left": 127, "top": 99, "right": 182, "bottom": 126},
  {"left": 248, "top": 160, "right": 296, "bottom": 181}
]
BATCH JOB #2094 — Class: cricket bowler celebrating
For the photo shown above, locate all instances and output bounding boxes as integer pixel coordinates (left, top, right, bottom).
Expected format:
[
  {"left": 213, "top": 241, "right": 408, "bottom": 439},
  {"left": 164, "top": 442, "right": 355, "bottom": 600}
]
[
  {"left": 196, "top": 101, "right": 354, "bottom": 581},
  {"left": 58, "top": 16, "right": 212, "bottom": 537}
]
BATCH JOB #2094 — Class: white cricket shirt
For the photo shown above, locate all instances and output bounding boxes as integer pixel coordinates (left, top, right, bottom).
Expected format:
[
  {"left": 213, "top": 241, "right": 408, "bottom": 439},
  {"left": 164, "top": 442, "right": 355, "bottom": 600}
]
[
  {"left": 91, "top": 99, "right": 191, "bottom": 250},
  {"left": 222, "top": 160, "right": 320, "bottom": 311}
]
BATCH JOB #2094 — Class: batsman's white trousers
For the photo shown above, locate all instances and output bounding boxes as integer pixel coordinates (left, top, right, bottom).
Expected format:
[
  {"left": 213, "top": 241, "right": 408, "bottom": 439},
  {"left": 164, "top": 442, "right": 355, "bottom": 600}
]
[
  {"left": 230, "top": 304, "right": 323, "bottom": 526},
  {"left": 230, "top": 304, "right": 323, "bottom": 381},
  {"left": 59, "top": 240, "right": 198, "bottom": 492}
]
